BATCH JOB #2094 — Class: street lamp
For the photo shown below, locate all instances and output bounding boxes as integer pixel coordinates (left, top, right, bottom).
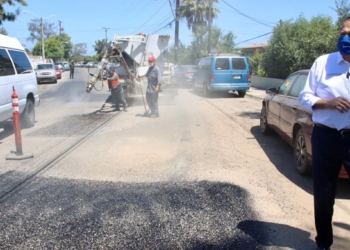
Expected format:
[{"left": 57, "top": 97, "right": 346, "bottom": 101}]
[{"left": 23, "top": 11, "right": 56, "bottom": 61}]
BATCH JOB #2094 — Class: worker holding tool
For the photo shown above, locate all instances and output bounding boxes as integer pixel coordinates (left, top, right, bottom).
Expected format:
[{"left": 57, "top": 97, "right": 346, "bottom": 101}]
[
  {"left": 107, "top": 67, "right": 128, "bottom": 112},
  {"left": 138, "top": 56, "right": 162, "bottom": 118}
]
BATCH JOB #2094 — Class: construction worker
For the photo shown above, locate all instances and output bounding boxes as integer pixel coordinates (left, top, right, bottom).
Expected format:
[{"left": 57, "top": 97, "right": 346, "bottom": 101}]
[
  {"left": 138, "top": 56, "right": 162, "bottom": 118},
  {"left": 69, "top": 61, "right": 75, "bottom": 79},
  {"left": 107, "top": 67, "right": 128, "bottom": 112}
]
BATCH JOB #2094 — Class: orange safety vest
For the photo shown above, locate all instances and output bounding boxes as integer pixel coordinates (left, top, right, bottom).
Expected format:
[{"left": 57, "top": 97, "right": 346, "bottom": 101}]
[{"left": 109, "top": 73, "right": 120, "bottom": 89}]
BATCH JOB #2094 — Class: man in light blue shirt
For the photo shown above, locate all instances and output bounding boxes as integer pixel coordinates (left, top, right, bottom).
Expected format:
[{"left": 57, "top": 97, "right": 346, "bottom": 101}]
[{"left": 299, "top": 17, "right": 350, "bottom": 250}]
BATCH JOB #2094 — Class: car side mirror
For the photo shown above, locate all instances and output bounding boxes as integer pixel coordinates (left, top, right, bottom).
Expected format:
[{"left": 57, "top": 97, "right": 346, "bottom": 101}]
[{"left": 266, "top": 88, "right": 277, "bottom": 94}]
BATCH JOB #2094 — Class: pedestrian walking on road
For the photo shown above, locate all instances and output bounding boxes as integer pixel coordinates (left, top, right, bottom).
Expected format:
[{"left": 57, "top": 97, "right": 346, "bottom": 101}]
[
  {"left": 107, "top": 67, "right": 128, "bottom": 112},
  {"left": 69, "top": 61, "right": 75, "bottom": 79},
  {"left": 298, "top": 17, "right": 350, "bottom": 250},
  {"left": 138, "top": 56, "right": 162, "bottom": 118}
]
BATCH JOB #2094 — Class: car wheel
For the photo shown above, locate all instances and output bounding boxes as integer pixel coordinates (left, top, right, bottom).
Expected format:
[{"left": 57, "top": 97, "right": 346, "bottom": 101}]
[
  {"left": 203, "top": 83, "right": 210, "bottom": 97},
  {"left": 260, "top": 105, "right": 272, "bottom": 135},
  {"left": 54, "top": 79, "right": 57, "bottom": 84},
  {"left": 238, "top": 91, "right": 246, "bottom": 97},
  {"left": 21, "top": 99, "right": 35, "bottom": 128},
  {"left": 192, "top": 81, "right": 197, "bottom": 92},
  {"left": 294, "top": 128, "right": 311, "bottom": 175}
]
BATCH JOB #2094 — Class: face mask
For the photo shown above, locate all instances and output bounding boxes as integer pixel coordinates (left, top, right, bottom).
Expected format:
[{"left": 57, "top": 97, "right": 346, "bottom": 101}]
[
  {"left": 149, "top": 62, "right": 155, "bottom": 67},
  {"left": 338, "top": 35, "right": 350, "bottom": 56}
]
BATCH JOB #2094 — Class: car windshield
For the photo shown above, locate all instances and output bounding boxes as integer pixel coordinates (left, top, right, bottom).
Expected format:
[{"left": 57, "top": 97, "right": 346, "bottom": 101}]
[{"left": 37, "top": 64, "right": 53, "bottom": 70}]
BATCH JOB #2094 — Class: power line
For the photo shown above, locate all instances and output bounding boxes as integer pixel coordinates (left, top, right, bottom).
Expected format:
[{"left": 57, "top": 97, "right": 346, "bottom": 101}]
[
  {"left": 221, "top": 0, "right": 275, "bottom": 28},
  {"left": 149, "top": 16, "right": 174, "bottom": 34},
  {"left": 152, "top": 19, "right": 175, "bottom": 34},
  {"left": 132, "top": 1, "right": 167, "bottom": 34},
  {"left": 235, "top": 32, "right": 273, "bottom": 46},
  {"left": 143, "top": 14, "right": 174, "bottom": 33},
  {"left": 168, "top": 0, "right": 175, "bottom": 18},
  {"left": 118, "top": 0, "right": 139, "bottom": 22},
  {"left": 220, "top": 8, "right": 276, "bottom": 25}
]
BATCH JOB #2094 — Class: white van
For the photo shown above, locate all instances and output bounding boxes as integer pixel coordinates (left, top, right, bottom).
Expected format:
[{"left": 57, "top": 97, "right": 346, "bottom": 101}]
[{"left": 0, "top": 34, "right": 39, "bottom": 128}]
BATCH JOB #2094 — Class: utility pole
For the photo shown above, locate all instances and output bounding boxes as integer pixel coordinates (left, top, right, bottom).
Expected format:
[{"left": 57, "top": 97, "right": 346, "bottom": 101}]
[
  {"left": 41, "top": 17, "right": 45, "bottom": 61},
  {"left": 59, "top": 20, "right": 62, "bottom": 36},
  {"left": 174, "top": 0, "right": 180, "bottom": 65},
  {"left": 102, "top": 27, "right": 110, "bottom": 43},
  {"left": 208, "top": 0, "right": 212, "bottom": 54}
]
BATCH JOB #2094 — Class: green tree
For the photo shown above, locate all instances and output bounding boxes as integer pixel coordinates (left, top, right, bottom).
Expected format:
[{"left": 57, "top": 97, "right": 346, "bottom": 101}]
[
  {"left": 27, "top": 18, "right": 56, "bottom": 42},
  {"left": 0, "top": 0, "right": 27, "bottom": 24},
  {"left": 93, "top": 39, "right": 107, "bottom": 61},
  {"left": 186, "top": 26, "right": 236, "bottom": 64},
  {"left": 332, "top": 0, "right": 350, "bottom": 29},
  {"left": 168, "top": 42, "right": 193, "bottom": 64},
  {"left": 71, "top": 43, "right": 87, "bottom": 62},
  {"left": 83, "top": 55, "right": 95, "bottom": 62},
  {"left": 167, "top": 26, "right": 236, "bottom": 65},
  {"left": 32, "top": 38, "right": 64, "bottom": 61},
  {"left": 217, "top": 31, "right": 236, "bottom": 54},
  {"left": 249, "top": 50, "right": 265, "bottom": 76},
  {"left": 0, "top": 26, "right": 7, "bottom": 35},
  {"left": 179, "top": 0, "right": 219, "bottom": 33},
  {"left": 51, "top": 33, "right": 73, "bottom": 60},
  {"left": 261, "top": 15, "right": 338, "bottom": 79}
]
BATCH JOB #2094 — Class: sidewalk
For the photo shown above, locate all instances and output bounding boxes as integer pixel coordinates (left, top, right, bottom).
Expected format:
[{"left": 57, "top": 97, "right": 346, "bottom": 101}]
[{"left": 245, "top": 87, "right": 267, "bottom": 100}]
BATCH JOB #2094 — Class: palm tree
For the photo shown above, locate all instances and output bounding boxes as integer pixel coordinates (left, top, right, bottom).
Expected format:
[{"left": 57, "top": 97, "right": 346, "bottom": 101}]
[{"left": 179, "top": 0, "right": 219, "bottom": 33}]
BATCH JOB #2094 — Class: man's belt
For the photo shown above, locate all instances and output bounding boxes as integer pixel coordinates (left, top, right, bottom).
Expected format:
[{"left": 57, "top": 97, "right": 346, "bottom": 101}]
[{"left": 315, "top": 123, "right": 350, "bottom": 137}]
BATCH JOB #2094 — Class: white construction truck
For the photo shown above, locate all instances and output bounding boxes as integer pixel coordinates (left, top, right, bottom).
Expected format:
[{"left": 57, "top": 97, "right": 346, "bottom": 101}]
[{"left": 86, "top": 33, "right": 176, "bottom": 96}]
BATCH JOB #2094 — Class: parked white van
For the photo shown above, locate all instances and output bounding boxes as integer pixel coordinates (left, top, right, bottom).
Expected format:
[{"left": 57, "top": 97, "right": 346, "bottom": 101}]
[{"left": 0, "top": 34, "right": 39, "bottom": 128}]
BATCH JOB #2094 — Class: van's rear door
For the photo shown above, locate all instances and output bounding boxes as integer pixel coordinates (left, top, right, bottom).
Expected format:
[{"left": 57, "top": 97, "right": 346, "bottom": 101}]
[
  {"left": 212, "top": 58, "right": 231, "bottom": 86},
  {"left": 231, "top": 57, "right": 249, "bottom": 85}
]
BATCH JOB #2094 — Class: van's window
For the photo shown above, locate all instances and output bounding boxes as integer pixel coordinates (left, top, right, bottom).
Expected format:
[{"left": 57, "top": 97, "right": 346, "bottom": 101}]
[
  {"left": 232, "top": 58, "right": 247, "bottom": 70},
  {"left": 8, "top": 50, "right": 33, "bottom": 74},
  {"left": 198, "top": 58, "right": 206, "bottom": 70},
  {"left": 288, "top": 74, "right": 308, "bottom": 98},
  {"left": 215, "top": 58, "right": 230, "bottom": 70},
  {"left": 0, "top": 49, "right": 15, "bottom": 76},
  {"left": 203, "top": 58, "right": 212, "bottom": 70}
]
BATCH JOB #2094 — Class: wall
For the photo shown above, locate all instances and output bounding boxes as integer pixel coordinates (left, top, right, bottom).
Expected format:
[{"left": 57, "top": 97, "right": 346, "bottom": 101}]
[{"left": 251, "top": 76, "right": 284, "bottom": 89}]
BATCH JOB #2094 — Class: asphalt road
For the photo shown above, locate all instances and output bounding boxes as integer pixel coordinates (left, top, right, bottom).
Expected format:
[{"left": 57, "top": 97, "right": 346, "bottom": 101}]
[{"left": 0, "top": 68, "right": 349, "bottom": 250}]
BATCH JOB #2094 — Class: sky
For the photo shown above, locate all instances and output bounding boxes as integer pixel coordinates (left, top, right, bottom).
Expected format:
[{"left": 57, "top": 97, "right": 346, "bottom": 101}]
[{"left": 1, "top": 0, "right": 340, "bottom": 56}]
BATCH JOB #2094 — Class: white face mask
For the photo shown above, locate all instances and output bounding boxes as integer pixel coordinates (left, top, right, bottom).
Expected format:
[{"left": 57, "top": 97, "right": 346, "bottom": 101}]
[{"left": 149, "top": 62, "right": 155, "bottom": 67}]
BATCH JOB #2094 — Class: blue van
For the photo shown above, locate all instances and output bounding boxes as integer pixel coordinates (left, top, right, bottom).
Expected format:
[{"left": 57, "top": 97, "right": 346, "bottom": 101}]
[{"left": 192, "top": 55, "right": 251, "bottom": 97}]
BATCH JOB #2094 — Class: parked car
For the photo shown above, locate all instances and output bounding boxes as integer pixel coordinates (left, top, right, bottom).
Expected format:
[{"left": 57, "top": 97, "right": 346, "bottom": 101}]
[
  {"left": 260, "top": 69, "right": 348, "bottom": 178},
  {"left": 55, "top": 65, "right": 62, "bottom": 79},
  {"left": 62, "top": 61, "right": 70, "bottom": 71},
  {"left": 36, "top": 63, "right": 57, "bottom": 84},
  {"left": 54, "top": 62, "right": 64, "bottom": 72},
  {"left": 173, "top": 65, "right": 197, "bottom": 87},
  {"left": 193, "top": 54, "right": 251, "bottom": 97},
  {"left": 0, "top": 34, "right": 39, "bottom": 128}
]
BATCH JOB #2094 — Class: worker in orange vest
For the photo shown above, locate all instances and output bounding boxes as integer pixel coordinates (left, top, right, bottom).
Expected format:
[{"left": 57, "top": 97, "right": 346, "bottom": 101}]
[{"left": 107, "top": 67, "right": 128, "bottom": 111}]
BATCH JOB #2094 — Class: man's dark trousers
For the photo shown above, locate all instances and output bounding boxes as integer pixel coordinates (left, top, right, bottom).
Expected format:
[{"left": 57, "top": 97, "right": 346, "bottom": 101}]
[
  {"left": 70, "top": 69, "right": 74, "bottom": 78},
  {"left": 111, "top": 84, "right": 127, "bottom": 109},
  {"left": 311, "top": 125, "right": 350, "bottom": 248},
  {"left": 146, "top": 92, "right": 159, "bottom": 115}
]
